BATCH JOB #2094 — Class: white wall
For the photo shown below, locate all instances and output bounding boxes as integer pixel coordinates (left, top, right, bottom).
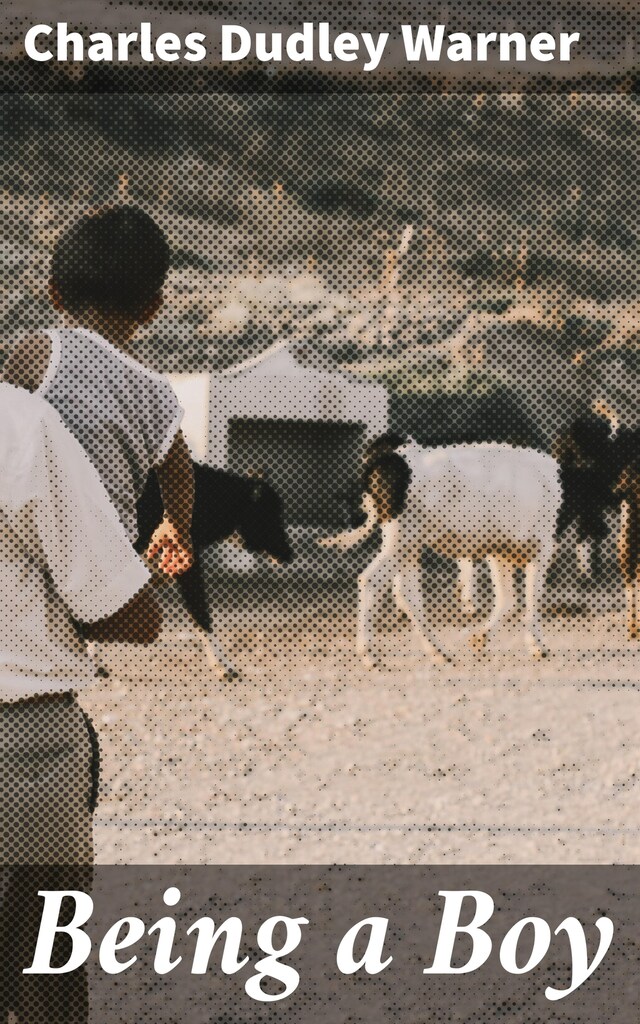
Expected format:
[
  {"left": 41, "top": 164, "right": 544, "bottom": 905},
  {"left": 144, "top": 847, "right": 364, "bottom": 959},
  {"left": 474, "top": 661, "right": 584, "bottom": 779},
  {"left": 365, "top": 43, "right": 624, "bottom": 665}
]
[
  {"left": 207, "top": 346, "right": 389, "bottom": 466},
  {"left": 167, "top": 372, "right": 210, "bottom": 462}
]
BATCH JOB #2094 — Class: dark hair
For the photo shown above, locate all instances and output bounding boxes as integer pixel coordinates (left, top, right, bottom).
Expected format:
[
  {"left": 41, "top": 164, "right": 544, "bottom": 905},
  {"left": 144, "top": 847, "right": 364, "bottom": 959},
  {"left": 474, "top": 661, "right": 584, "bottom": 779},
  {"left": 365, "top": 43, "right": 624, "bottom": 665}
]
[
  {"left": 363, "top": 451, "right": 412, "bottom": 519},
  {"left": 363, "top": 433, "right": 408, "bottom": 461},
  {"left": 51, "top": 205, "right": 171, "bottom": 319}
]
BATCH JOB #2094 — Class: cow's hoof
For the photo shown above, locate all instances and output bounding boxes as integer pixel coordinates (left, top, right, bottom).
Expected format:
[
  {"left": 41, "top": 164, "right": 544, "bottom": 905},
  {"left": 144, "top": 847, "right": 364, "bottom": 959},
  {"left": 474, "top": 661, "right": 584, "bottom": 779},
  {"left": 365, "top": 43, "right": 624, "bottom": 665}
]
[
  {"left": 357, "top": 651, "right": 377, "bottom": 671},
  {"left": 220, "top": 667, "right": 241, "bottom": 683},
  {"left": 469, "top": 633, "right": 488, "bottom": 653},
  {"left": 95, "top": 666, "right": 110, "bottom": 679}
]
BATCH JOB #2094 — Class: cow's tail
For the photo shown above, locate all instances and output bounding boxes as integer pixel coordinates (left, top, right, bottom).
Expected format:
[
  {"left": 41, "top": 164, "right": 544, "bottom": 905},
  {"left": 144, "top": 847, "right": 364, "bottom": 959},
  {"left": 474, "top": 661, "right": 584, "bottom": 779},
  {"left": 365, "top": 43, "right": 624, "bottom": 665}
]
[{"left": 318, "top": 493, "right": 379, "bottom": 549}]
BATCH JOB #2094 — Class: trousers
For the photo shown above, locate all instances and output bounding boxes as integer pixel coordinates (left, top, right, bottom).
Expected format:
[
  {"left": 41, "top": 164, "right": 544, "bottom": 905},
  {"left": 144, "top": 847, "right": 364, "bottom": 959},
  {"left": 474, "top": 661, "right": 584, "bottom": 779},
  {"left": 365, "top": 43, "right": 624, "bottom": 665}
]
[{"left": 0, "top": 692, "right": 99, "bottom": 1023}]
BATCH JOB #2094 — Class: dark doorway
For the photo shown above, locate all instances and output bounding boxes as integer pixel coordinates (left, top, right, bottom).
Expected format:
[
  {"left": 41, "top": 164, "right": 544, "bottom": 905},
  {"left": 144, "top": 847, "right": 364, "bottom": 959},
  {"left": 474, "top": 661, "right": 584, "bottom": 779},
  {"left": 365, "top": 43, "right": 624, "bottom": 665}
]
[{"left": 228, "top": 417, "right": 366, "bottom": 528}]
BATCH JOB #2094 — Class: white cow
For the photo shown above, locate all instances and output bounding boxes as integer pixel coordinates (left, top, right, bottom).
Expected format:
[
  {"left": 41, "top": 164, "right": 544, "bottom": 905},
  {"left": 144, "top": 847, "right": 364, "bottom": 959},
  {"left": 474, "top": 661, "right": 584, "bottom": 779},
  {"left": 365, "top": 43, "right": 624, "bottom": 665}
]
[{"left": 321, "top": 441, "right": 561, "bottom": 667}]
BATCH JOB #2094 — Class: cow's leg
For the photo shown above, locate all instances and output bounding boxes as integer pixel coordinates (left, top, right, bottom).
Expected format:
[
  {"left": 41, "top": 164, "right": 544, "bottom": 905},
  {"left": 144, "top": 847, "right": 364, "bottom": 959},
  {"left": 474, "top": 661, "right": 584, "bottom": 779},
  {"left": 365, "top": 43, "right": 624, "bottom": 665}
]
[
  {"left": 203, "top": 633, "right": 240, "bottom": 680},
  {"left": 393, "top": 561, "right": 451, "bottom": 664},
  {"left": 523, "top": 553, "right": 550, "bottom": 658},
  {"left": 618, "top": 501, "right": 632, "bottom": 638},
  {"left": 173, "top": 626, "right": 239, "bottom": 679},
  {"left": 458, "top": 558, "right": 477, "bottom": 615},
  {"left": 172, "top": 552, "right": 239, "bottom": 678},
  {"left": 625, "top": 582, "right": 637, "bottom": 639},
  {"left": 356, "top": 551, "right": 395, "bottom": 668},
  {"left": 86, "top": 641, "right": 110, "bottom": 679},
  {"left": 634, "top": 579, "right": 640, "bottom": 640},
  {"left": 576, "top": 537, "right": 592, "bottom": 578},
  {"left": 177, "top": 556, "right": 212, "bottom": 634},
  {"left": 199, "top": 630, "right": 240, "bottom": 681},
  {"left": 469, "top": 557, "right": 514, "bottom": 651},
  {"left": 618, "top": 498, "right": 640, "bottom": 640}
]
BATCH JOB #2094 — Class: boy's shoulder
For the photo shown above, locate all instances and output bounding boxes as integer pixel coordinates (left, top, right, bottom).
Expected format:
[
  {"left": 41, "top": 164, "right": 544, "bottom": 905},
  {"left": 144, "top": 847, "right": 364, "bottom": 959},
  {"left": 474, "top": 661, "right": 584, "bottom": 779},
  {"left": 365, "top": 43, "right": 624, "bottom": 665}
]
[
  {"left": 3, "top": 327, "right": 176, "bottom": 407},
  {"left": 2, "top": 335, "right": 51, "bottom": 393},
  {"left": 61, "top": 327, "right": 170, "bottom": 390}
]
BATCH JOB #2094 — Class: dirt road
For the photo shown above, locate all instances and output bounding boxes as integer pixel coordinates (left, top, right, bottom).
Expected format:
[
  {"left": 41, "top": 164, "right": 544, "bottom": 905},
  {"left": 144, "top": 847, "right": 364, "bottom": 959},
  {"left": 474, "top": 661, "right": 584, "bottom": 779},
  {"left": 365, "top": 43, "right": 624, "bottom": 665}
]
[{"left": 81, "top": 577, "right": 640, "bottom": 865}]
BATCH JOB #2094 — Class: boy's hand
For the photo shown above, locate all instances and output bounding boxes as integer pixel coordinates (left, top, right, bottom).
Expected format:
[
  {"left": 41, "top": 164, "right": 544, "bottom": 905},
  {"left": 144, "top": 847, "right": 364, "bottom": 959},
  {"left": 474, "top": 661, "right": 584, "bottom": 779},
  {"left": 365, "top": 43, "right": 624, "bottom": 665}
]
[
  {"left": 153, "top": 430, "right": 195, "bottom": 576},
  {"left": 146, "top": 518, "right": 193, "bottom": 576}
]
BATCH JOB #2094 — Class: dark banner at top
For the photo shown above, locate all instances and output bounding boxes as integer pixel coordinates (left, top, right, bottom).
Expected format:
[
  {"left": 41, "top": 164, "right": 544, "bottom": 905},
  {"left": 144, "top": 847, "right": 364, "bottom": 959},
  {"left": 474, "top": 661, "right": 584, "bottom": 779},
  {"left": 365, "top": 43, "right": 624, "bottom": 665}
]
[{"left": 0, "top": 0, "right": 639, "bottom": 91}]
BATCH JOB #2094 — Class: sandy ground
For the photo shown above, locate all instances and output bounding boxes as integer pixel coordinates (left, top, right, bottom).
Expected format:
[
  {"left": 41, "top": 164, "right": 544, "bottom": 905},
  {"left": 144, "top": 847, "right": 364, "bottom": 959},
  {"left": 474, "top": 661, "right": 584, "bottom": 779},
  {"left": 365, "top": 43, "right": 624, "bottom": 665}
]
[{"left": 82, "top": 573, "right": 640, "bottom": 865}]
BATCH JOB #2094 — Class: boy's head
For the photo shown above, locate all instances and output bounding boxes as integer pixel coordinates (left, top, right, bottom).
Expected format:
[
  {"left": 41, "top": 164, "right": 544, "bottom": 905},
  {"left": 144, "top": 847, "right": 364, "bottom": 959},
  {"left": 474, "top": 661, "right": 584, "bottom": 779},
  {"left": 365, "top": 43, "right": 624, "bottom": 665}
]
[{"left": 51, "top": 205, "right": 171, "bottom": 324}]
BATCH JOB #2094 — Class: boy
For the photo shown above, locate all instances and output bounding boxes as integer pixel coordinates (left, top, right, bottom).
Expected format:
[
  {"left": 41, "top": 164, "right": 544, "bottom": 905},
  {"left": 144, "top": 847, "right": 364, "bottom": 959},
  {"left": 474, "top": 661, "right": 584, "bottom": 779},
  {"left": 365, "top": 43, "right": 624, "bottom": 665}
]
[
  {"left": 3, "top": 204, "right": 194, "bottom": 577},
  {"left": 0, "top": 381, "right": 161, "bottom": 1022}
]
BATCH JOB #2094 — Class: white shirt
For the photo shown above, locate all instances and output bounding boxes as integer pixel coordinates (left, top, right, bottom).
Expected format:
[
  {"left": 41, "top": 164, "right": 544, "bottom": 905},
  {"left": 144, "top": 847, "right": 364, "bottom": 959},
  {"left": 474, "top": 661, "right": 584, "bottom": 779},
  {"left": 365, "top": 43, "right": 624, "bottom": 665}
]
[
  {"left": 38, "top": 327, "right": 184, "bottom": 542},
  {"left": 0, "top": 383, "right": 150, "bottom": 701}
]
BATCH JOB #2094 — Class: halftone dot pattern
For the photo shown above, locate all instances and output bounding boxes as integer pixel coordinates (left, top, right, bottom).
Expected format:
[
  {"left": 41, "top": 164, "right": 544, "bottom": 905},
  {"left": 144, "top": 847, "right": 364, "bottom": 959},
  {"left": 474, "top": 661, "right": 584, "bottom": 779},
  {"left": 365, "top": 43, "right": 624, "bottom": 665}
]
[
  {"left": 0, "top": 22, "right": 640, "bottom": 1024},
  {"left": 0, "top": 696, "right": 94, "bottom": 864},
  {"left": 2, "top": 864, "right": 636, "bottom": 1022},
  {"left": 1, "top": 87, "right": 640, "bottom": 853}
]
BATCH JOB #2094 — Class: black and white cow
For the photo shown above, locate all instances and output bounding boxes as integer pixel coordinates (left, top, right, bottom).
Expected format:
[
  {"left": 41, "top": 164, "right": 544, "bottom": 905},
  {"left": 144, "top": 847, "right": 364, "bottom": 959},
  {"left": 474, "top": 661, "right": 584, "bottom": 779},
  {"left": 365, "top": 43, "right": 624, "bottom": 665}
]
[{"left": 321, "top": 438, "right": 561, "bottom": 667}]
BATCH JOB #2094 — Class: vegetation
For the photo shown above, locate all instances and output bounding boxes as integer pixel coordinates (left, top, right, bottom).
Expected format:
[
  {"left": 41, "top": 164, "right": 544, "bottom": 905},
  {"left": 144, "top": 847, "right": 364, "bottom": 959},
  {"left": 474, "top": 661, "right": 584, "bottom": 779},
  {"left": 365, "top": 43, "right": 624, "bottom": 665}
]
[{"left": 1, "top": 91, "right": 638, "bottom": 442}]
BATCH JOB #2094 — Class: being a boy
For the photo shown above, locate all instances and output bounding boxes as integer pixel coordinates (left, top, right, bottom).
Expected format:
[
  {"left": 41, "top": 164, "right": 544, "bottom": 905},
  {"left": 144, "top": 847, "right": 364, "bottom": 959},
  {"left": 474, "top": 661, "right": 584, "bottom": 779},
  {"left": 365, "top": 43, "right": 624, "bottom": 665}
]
[{"left": 4, "top": 204, "right": 194, "bottom": 577}]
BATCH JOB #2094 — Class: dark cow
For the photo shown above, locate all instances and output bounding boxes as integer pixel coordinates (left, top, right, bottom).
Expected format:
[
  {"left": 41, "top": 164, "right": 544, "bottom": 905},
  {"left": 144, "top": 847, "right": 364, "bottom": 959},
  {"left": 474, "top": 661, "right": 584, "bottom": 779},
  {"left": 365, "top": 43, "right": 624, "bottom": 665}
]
[
  {"left": 88, "top": 465, "right": 292, "bottom": 679},
  {"left": 553, "top": 416, "right": 640, "bottom": 637},
  {"left": 553, "top": 415, "right": 620, "bottom": 546},
  {"left": 136, "top": 461, "right": 293, "bottom": 634},
  {"left": 90, "top": 465, "right": 293, "bottom": 678}
]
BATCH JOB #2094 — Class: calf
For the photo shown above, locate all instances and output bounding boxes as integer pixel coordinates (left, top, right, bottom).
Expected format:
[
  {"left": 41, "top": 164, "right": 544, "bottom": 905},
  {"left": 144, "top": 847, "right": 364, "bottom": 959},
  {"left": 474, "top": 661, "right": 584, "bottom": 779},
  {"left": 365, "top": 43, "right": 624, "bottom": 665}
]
[
  {"left": 91, "top": 463, "right": 293, "bottom": 680},
  {"left": 322, "top": 440, "right": 561, "bottom": 667}
]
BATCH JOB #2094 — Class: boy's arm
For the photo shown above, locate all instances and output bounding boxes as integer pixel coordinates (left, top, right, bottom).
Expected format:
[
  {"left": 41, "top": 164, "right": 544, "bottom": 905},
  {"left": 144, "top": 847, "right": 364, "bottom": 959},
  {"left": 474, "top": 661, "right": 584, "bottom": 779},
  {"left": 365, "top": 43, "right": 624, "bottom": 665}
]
[
  {"left": 146, "top": 429, "right": 195, "bottom": 576},
  {"left": 2, "top": 335, "right": 51, "bottom": 392},
  {"left": 34, "top": 400, "right": 162, "bottom": 641}
]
